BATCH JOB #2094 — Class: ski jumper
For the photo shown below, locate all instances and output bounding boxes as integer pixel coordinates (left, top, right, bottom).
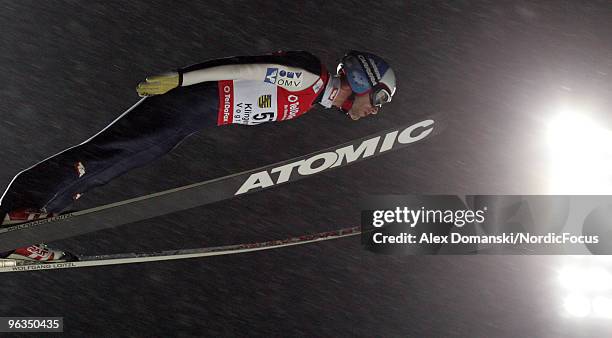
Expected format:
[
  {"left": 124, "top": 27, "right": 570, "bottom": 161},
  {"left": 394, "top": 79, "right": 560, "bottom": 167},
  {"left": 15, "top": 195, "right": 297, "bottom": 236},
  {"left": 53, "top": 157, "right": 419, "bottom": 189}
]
[{"left": 0, "top": 51, "right": 331, "bottom": 214}]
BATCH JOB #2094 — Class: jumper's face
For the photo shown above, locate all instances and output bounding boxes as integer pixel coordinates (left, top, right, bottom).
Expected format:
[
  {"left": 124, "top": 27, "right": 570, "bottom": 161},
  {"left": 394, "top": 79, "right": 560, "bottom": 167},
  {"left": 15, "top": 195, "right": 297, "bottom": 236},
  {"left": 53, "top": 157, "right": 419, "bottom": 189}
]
[{"left": 347, "top": 93, "right": 379, "bottom": 120}]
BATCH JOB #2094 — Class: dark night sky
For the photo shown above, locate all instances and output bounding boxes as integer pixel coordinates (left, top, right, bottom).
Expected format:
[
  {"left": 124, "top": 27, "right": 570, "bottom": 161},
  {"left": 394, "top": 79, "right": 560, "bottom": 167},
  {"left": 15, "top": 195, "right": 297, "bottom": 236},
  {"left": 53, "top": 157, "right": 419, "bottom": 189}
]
[{"left": 1, "top": 1, "right": 612, "bottom": 336}]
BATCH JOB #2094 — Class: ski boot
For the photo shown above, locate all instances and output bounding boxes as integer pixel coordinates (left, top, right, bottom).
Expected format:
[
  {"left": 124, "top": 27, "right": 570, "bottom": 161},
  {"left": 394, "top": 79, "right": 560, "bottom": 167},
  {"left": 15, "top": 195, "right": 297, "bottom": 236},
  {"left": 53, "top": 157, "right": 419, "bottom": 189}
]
[
  {"left": 2, "top": 208, "right": 56, "bottom": 225},
  {"left": 1, "top": 208, "right": 77, "bottom": 263},
  {"left": 5, "top": 243, "right": 76, "bottom": 262}
]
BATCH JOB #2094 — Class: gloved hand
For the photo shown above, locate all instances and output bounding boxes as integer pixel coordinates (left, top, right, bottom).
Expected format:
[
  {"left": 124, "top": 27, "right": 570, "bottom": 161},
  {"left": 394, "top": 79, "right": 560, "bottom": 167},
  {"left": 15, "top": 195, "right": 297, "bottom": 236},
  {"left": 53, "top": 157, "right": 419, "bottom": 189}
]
[{"left": 136, "top": 72, "right": 180, "bottom": 97}]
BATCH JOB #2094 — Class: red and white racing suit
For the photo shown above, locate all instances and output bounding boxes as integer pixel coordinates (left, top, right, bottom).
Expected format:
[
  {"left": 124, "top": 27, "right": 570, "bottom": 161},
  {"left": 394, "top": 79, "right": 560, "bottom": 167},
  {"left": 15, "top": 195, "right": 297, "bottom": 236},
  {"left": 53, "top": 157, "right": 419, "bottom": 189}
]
[
  {"left": 177, "top": 50, "right": 336, "bottom": 125},
  {"left": 0, "top": 51, "right": 340, "bottom": 215}
]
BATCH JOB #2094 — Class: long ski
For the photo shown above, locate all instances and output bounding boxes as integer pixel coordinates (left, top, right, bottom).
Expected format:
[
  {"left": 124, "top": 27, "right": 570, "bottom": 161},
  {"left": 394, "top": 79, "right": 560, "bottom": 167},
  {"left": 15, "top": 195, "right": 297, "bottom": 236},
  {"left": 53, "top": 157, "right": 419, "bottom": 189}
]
[
  {"left": 0, "top": 119, "right": 435, "bottom": 252},
  {"left": 0, "top": 226, "right": 360, "bottom": 273}
]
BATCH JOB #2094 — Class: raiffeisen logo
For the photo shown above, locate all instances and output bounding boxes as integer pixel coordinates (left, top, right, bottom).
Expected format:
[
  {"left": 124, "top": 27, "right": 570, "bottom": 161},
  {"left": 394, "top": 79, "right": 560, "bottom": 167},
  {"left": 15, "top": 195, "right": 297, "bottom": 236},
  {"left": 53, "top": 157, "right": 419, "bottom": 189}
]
[{"left": 235, "top": 120, "right": 435, "bottom": 195}]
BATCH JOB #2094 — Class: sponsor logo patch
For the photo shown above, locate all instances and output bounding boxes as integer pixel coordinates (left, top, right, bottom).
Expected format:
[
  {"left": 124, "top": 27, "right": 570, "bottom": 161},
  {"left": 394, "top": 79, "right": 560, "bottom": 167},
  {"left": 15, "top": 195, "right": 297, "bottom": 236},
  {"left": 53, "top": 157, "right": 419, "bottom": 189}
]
[
  {"left": 258, "top": 94, "right": 272, "bottom": 108},
  {"left": 264, "top": 68, "right": 278, "bottom": 84},
  {"left": 222, "top": 85, "right": 232, "bottom": 123},
  {"left": 312, "top": 78, "right": 324, "bottom": 93},
  {"left": 282, "top": 94, "right": 301, "bottom": 120},
  {"left": 264, "top": 68, "right": 303, "bottom": 87},
  {"left": 328, "top": 88, "right": 338, "bottom": 102}
]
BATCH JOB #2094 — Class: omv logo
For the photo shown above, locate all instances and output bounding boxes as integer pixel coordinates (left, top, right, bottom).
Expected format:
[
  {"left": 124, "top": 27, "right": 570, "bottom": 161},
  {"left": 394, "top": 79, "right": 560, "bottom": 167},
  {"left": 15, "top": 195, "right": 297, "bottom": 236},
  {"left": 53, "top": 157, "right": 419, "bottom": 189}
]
[{"left": 264, "top": 68, "right": 278, "bottom": 84}]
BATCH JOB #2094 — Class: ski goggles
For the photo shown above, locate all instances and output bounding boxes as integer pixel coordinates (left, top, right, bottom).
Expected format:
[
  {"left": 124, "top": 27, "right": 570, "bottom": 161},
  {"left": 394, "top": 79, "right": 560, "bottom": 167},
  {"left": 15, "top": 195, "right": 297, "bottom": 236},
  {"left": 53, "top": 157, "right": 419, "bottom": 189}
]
[
  {"left": 339, "top": 86, "right": 392, "bottom": 115},
  {"left": 369, "top": 84, "right": 393, "bottom": 108}
]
